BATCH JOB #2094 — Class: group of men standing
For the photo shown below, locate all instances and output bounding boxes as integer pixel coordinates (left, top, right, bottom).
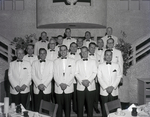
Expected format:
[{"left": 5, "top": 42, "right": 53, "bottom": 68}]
[{"left": 8, "top": 27, "right": 123, "bottom": 117}]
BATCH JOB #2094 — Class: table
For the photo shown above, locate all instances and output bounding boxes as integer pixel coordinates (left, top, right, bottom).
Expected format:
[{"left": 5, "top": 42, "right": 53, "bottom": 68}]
[{"left": 107, "top": 109, "right": 149, "bottom": 117}]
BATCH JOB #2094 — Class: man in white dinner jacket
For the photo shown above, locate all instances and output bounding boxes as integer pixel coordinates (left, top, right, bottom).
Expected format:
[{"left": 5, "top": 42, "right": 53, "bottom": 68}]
[
  {"left": 32, "top": 48, "right": 53, "bottom": 112},
  {"left": 101, "top": 27, "right": 118, "bottom": 48},
  {"left": 54, "top": 45, "right": 75, "bottom": 117},
  {"left": 63, "top": 28, "right": 76, "bottom": 49},
  {"left": 101, "top": 38, "right": 123, "bottom": 74},
  {"left": 75, "top": 46, "right": 97, "bottom": 117},
  {"left": 9, "top": 48, "right": 31, "bottom": 109},
  {"left": 98, "top": 50, "right": 122, "bottom": 117}
]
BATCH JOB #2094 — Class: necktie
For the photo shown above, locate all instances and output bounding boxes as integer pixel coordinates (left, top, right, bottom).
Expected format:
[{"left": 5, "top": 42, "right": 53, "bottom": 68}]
[
  {"left": 107, "top": 49, "right": 113, "bottom": 51},
  {"left": 17, "top": 60, "right": 23, "bottom": 62},
  {"left": 40, "top": 60, "right": 46, "bottom": 63},
  {"left": 61, "top": 57, "right": 67, "bottom": 59},
  {"left": 106, "top": 62, "right": 111, "bottom": 65},
  {"left": 50, "top": 50, "right": 55, "bottom": 52},
  {"left": 70, "top": 53, "right": 75, "bottom": 55},
  {"left": 89, "top": 54, "right": 94, "bottom": 56},
  {"left": 83, "top": 59, "right": 88, "bottom": 61}
]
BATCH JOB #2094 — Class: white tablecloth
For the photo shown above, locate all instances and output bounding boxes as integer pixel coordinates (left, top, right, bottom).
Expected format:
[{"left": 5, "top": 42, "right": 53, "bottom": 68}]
[
  {"left": 9, "top": 110, "right": 50, "bottom": 117},
  {"left": 108, "top": 109, "right": 149, "bottom": 117}
]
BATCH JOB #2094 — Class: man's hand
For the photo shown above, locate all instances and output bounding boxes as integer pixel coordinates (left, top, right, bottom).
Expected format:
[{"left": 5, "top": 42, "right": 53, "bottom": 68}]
[
  {"left": 38, "top": 84, "right": 46, "bottom": 91},
  {"left": 82, "top": 80, "right": 90, "bottom": 87},
  {"left": 106, "top": 86, "right": 114, "bottom": 94},
  {"left": 15, "top": 86, "right": 21, "bottom": 92},
  {"left": 60, "top": 83, "right": 67, "bottom": 90},
  {"left": 20, "top": 84, "right": 27, "bottom": 91}
]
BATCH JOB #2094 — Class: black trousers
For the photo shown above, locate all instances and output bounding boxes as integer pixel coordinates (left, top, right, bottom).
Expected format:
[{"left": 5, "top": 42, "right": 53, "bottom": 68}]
[
  {"left": 94, "top": 82, "right": 100, "bottom": 110},
  {"left": 11, "top": 92, "right": 29, "bottom": 109},
  {"left": 55, "top": 92, "right": 72, "bottom": 117},
  {"left": 73, "top": 84, "right": 77, "bottom": 112},
  {"left": 34, "top": 91, "right": 51, "bottom": 112},
  {"left": 100, "top": 94, "right": 118, "bottom": 117},
  {"left": 77, "top": 88, "right": 95, "bottom": 117}
]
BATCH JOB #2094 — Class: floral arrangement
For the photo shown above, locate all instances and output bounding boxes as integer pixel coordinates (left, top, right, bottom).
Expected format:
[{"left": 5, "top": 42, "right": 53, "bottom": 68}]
[
  {"left": 11, "top": 34, "right": 37, "bottom": 50},
  {"left": 115, "top": 31, "right": 132, "bottom": 76}
]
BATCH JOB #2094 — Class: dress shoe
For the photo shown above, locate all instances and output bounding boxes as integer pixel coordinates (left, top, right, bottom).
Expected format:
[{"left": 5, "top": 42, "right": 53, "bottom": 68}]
[{"left": 94, "top": 108, "right": 100, "bottom": 113}]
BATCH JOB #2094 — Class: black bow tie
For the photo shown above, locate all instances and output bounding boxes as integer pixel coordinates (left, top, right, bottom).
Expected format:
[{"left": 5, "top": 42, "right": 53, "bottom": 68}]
[
  {"left": 77, "top": 48, "right": 81, "bottom": 49},
  {"left": 67, "top": 37, "right": 71, "bottom": 40},
  {"left": 61, "top": 57, "right": 67, "bottom": 59},
  {"left": 86, "top": 40, "right": 90, "bottom": 42},
  {"left": 50, "top": 50, "right": 55, "bottom": 52},
  {"left": 106, "top": 62, "right": 111, "bottom": 65},
  {"left": 108, "top": 36, "right": 112, "bottom": 38},
  {"left": 41, "top": 41, "right": 46, "bottom": 42},
  {"left": 107, "top": 49, "right": 113, "bottom": 51},
  {"left": 28, "top": 55, "right": 33, "bottom": 57},
  {"left": 98, "top": 48, "right": 103, "bottom": 50},
  {"left": 83, "top": 59, "right": 88, "bottom": 61},
  {"left": 70, "top": 53, "right": 75, "bottom": 55},
  {"left": 40, "top": 60, "right": 46, "bottom": 63},
  {"left": 89, "top": 54, "right": 94, "bottom": 56},
  {"left": 17, "top": 60, "right": 23, "bottom": 62}
]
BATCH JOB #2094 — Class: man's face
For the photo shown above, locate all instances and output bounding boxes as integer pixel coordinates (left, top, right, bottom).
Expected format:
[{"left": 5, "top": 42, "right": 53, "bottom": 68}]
[
  {"left": 49, "top": 40, "right": 56, "bottom": 50},
  {"left": 97, "top": 39, "right": 104, "bottom": 49},
  {"left": 105, "top": 51, "right": 112, "bottom": 62},
  {"left": 65, "top": 29, "right": 71, "bottom": 37},
  {"left": 106, "top": 27, "right": 113, "bottom": 36},
  {"left": 81, "top": 48, "right": 88, "bottom": 59},
  {"left": 57, "top": 37, "right": 63, "bottom": 45},
  {"left": 60, "top": 46, "right": 67, "bottom": 57},
  {"left": 107, "top": 39, "right": 114, "bottom": 49},
  {"left": 89, "top": 44, "right": 96, "bottom": 54},
  {"left": 17, "top": 49, "right": 24, "bottom": 60},
  {"left": 85, "top": 32, "right": 91, "bottom": 40},
  {"left": 77, "top": 38, "right": 83, "bottom": 47},
  {"left": 41, "top": 32, "right": 47, "bottom": 41},
  {"left": 27, "top": 45, "right": 34, "bottom": 55},
  {"left": 39, "top": 50, "right": 47, "bottom": 60},
  {"left": 70, "top": 43, "right": 77, "bottom": 53}
]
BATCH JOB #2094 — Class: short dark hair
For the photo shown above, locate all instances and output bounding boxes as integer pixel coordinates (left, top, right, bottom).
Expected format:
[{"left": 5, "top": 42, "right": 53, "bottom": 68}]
[
  {"left": 57, "top": 35, "right": 63, "bottom": 38},
  {"left": 39, "top": 48, "right": 47, "bottom": 54},
  {"left": 107, "top": 38, "right": 114, "bottom": 43},
  {"left": 59, "top": 45, "right": 68, "bottom": 51},
  {"left": 81, "top": 46, "right": 89, "bottom": 52},
  {"left": 89, "top": 42, "right": 96, "bottom": 48},
  {"left": 26, "top": 44, "right": 34, "bottom": 49},
  {"left": 65, "top": 28, "right": 71, "bottom": 32},
  {"left": 70, "top": 42, "right": 77, "bottom": 48},
  {"left": 104, "top": 50, "right": 112, "bottom": 56}
]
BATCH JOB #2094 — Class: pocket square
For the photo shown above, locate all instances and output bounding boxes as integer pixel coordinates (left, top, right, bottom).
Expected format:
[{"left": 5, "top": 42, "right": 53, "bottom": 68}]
[
  {"left": 68, "top": 65, "right": 71, "bottom": 67},
  {"left": 113, "top": 69, "right": 117, "bottom": 72},
  {"left": 23, "top": 68, "right": 27, "bottom": 69}
]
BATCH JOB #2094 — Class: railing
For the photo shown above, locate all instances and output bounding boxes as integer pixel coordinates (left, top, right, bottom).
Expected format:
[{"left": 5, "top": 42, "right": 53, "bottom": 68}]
[
  {"left": 129, "top": 33, "right": 150, "bottom": 66},
  {"left": 0, "top": 35, "right": 15, "bottom": 63}
]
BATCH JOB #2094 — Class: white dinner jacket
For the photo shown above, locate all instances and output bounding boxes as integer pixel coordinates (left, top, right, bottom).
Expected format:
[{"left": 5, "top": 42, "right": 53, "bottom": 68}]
[
  {"left": 83, "top": 39, "right": 96, "bottom": 47},
  {"left": 8, "top": 60, "right": 31, "bottom": 95},
  {"left": 101, "top": 35, "right": 118, "bottom": 48},
  {"left": 46, "top": 49, "right": 58, "bottom": 61},
  {"left": 54, "top": 57, "right": 75, "bottom": 94},
  {"left": 63, "top": 37, "right": 76, "bottom": 49},
  {"left": 88, "top": 53, "right": 101, "bottom": 66},
  {"left": 75, "top": 58, "right": 97, "bottom": 91},
  {"left": 32, "top": 60, "right": 53, "bottom": 94},
  {"left": 98, "top": 62, "right": 122, "bottom": 96},
  {"left": 34, "top": 40, "right": 49, "bottom": 55},
  {"left": 23, "top": 54, "right": 38, "bottom": 65},
  {"left": 101, "top": 48, "right": 123, "bottom": 74}
]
